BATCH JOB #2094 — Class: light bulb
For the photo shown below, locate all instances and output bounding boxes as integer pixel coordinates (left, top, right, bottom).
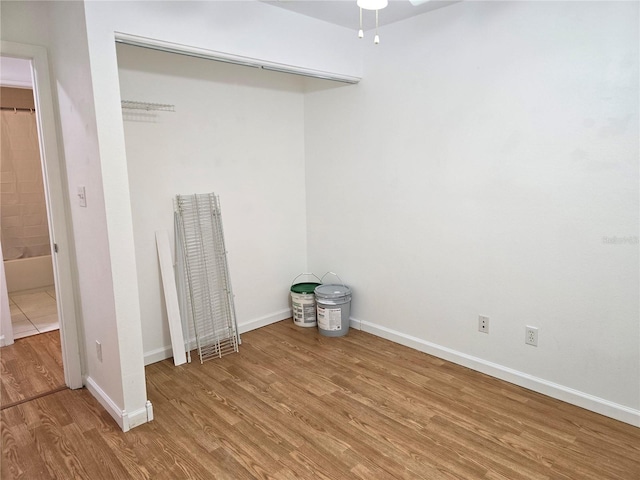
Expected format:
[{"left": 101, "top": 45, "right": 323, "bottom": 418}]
[
  {"left": 358, "top": 29, "right": 364, "bottom": 39},
  {"left": 374, "top": 34, "right": 380, "bottom": 44}
]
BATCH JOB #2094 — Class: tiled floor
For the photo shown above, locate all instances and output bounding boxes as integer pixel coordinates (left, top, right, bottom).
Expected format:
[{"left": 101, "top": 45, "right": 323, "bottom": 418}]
[{"left": 9, "top": 286, "right": 59, "bottom": 340}]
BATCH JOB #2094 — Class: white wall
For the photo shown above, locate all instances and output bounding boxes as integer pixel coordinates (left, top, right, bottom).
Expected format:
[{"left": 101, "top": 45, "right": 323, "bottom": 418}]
[
  {"left": 2, "top": 0, "right": 637, "bottom": 427},
  {"left": 0, "top": 0, "right": 127, "bottom": 412},
  {"left": 1, "top": 0, "right": 360, "bottom": 429},
  {"left": 0, "top": 243, "right": 14, "bottom": 346},
  {"left": 78, "top": 0, "right": 360, "bottom": 416},
  {"left": 79, "top": 1, "right": 359, "bottom": 418},
  {"left": 117, "top": 44, "right": 310, "bottom": 362},
  {"left": 86, "top": 0, "right": 362, "bottom": 79},
  {"left": 2, "top": 0, "right": 360, "bottom": 431},
  {"left": 305, "top": 1, "right": 639, "bottom": 422}
]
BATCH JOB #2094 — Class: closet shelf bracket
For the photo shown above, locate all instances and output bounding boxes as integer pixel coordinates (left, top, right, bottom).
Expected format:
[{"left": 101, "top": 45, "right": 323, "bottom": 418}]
[{"left": 121, "top": 100, "right": 175, "bottom": 112}]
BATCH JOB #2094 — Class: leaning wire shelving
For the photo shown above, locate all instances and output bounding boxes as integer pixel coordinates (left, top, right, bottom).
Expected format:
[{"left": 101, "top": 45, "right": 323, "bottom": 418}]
[{"left": 174, "top": 193, "right": 239, "bottom": 363}]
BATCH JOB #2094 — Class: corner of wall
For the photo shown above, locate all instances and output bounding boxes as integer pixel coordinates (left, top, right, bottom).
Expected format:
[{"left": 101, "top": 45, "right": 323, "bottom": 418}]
[{"left": 84, "top": 375, "right": 153, "bottom": 431}]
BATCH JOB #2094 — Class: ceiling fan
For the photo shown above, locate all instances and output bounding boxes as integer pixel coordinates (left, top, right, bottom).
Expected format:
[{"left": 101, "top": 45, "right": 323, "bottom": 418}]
[
  {"left": 264, "top": 1, "right": 458, "bottom": 41},
  {"left": 358, "top": 0, "right": 431, "bottom": 44}
]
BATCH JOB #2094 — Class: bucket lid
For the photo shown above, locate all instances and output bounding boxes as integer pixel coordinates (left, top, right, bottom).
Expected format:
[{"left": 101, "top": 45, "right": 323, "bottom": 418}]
[
  {"left": 291, "top": 282, "right": 321, "bottom": 294},
  {"left": 314, "top": 284, "right": 351, "bottom": 298}
]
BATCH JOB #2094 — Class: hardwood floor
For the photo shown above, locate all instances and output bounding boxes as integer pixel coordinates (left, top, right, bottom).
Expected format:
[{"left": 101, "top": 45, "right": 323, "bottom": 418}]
[
  {"left": 0, "top": 331, "right": 65, "bottom": 410},
  {"left": 2, "top": 320, "right": 639, "bottom": 479}
]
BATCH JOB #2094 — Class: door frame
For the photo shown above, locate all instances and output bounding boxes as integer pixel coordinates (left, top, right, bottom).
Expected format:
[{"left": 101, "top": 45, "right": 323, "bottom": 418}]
[{"left": 1, "top": 41, "right": 83, "bottom": 389}]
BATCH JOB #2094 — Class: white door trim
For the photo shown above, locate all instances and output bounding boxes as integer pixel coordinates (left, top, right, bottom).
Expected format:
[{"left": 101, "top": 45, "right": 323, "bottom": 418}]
[{"left": 1, "top": 41, "right": 83, "bottom": 389}]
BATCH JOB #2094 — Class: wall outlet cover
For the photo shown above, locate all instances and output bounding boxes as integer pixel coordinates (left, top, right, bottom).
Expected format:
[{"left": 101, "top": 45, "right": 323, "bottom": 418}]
[
  {"left": 478, "top": 315, "right": 489, "bottom": 334},
  {"left": 525, "top": 326, "right": 538, "bottom": 347}
]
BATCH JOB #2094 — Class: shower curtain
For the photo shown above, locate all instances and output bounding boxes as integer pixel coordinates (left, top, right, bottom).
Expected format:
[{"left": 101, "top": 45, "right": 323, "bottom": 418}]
[{"left": 0, "top": 110, "right": 50, "bottom": 260}]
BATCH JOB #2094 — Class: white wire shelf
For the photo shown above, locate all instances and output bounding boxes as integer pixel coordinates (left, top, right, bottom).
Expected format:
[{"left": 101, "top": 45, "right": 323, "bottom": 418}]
[{"left": 121, "top": 100, "right": 175, "bottom": 112}]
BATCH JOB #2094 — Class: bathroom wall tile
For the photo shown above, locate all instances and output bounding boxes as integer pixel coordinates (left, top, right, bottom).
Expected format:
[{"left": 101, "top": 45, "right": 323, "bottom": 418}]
[
  {"left": 0, "top": 182, "right": 16, "bottom": 193},
  {"left": 21, "top": 204, "right": 44, "bottom": 215},
  {"left": 19, "top": 193, "right": 43, "bottom": 206},
  {"left": 0, "top": 171, "right": 16, "bottom": 183},
  {"left": 24, "top": 225, "right": 49, "bottom": 237},
  {"left": 16, "top": 168, "right": 39, "bottom": 183},
  {"left": 4, "top": 225, "right": 24, "bottom": 238},
  {"left": 1, "top": 192, "right": 19, "bottom": 204},
  {"left": 3, "top": 237, "right": 25, "bottom": 248},
  {"left": 24, "top": 235, "right": 50, "bottom": 247},
  {"left": 23, "top": 214, "right": 45, "bottom": 226},
  {"left": 18, "top": 182, "right": 43, "bottom": 194},
  {"left": 1, "top": 215, "right": 21, "bottom": 227},
  {"left": 1, "top": 204, "right": 20, "bottom": 217}
]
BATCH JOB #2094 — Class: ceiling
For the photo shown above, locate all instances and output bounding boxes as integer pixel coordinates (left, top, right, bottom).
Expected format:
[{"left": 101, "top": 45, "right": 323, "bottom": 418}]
[
  {"left": 262, "top": 0, "right": 460, "bottom": 31},
  {"left": 0, "top": 2, "right": 460, "bottom": 87}
]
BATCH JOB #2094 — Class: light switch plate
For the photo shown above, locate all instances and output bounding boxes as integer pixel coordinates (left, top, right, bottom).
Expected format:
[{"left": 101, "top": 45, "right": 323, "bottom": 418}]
[{"left": 78, "top": 186, "right": 87, "bottom": 207}]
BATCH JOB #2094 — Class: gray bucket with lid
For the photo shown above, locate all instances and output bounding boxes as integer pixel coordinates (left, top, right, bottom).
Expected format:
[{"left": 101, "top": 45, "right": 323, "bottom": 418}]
[{"left": 315, "top": 272, "right": 352, "bottom": 337}]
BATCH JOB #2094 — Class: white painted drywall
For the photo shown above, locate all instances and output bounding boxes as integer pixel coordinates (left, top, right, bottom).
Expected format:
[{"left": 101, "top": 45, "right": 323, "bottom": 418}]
[
  {"left": 85, "top": 1, "right": 362, "bottom": 80},
  {"left": 78, "top": 0, "right": 360, "bottom": 397},
  {"left": 305, "top": 1, "right": 639, "bottom": 411},
  {"left": 57, "top": 0, "right": 359, "bottom": 422},
  {"left": 1, "top": 0, "right": 361, "bottom": 429},
  {"left": 117, "top": 44, "right": 309, "bottom": 360},
  {"left": 0, "top": 1, "right": 127, "bottom": 410},
  {"left": 2, "top": 0, "right": 636, "bottom": 426}
]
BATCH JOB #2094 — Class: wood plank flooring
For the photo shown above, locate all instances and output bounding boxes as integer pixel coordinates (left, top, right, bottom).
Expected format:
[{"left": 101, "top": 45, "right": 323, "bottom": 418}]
[
  {"left": 2, "top": 320, "right": 639, "bottom": 479},
  {"left": 0, "top": 331, "right": 65, "bottom": 409}
]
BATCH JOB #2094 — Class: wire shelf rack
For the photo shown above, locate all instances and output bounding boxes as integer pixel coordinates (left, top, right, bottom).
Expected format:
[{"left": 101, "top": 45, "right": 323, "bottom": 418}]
[
  {"left": 121, "top": 100, "right": 175, "bottom": 112},
  {"left": 174, "top": 193, "right": 240, "bottom": 364}
]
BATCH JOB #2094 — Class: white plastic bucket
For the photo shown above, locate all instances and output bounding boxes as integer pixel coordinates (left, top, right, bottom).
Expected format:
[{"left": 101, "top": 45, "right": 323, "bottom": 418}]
[
  {"left": 315, "top": 272, "right": 352, "bottom": 337},
  {"left": 290, "top": 273, "right": 321, "bottom": 327}
]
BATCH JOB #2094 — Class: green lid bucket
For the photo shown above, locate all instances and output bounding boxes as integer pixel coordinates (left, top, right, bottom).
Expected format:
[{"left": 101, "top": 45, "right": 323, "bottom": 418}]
[
  {"left": 291, "top": 273, "right": 322, "bottom": 328},
  {"left": 291, "top": 282, "right": 321, "bottom": 294}
]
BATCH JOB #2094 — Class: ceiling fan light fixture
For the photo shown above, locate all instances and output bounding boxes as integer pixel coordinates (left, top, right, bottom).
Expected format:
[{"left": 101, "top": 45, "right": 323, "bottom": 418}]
[
  {"left": 356, "top": 0, "right": 387, "bottom": 44},
  {"left": 357, "top": 0, "right": 388, "bottom": 11}
]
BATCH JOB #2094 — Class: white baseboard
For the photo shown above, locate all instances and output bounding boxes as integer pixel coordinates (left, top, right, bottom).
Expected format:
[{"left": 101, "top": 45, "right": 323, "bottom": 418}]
[
  {"left": 144, "top": 345, "right": 175, "bottom": 366},
  {"left": 144, "top": 308, "right": 291, "bottom": 366},
  {"left": 84, "top": 376, "right": 153, "bottom": 432},
  {"left": 350, "top": 317, "right": 640, "bottom": 428},
  {"left": 238, "top": 308, "right": 291, "bottom": 335},
  {"left": 127, "top": 401, "right": 154, "bottom": 431}
]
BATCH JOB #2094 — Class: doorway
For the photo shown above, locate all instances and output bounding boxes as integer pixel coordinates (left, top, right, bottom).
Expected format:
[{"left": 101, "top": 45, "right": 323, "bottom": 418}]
[
  {"left": 1, "top": 62, "right": 60, "bottom": 340},
  {"left": 0, "top": 41, "right": 82, "bottom": 391}
]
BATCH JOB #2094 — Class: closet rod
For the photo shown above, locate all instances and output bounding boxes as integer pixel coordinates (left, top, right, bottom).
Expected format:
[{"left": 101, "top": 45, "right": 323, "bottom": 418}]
[{"left": 0, "top": 107, "right": 36, "bottom": 113}]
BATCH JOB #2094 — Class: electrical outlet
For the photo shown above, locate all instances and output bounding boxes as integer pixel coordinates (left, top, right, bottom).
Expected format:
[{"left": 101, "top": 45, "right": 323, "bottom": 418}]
[
  {"left": 478, "top": 315, "right": 489, "bottom": 334},
  {"left": 96, "top": 340, "right": 103, "bottom": 362},
  {"left": 525, "top": 326, "right": 538, "bottom": 347}
]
